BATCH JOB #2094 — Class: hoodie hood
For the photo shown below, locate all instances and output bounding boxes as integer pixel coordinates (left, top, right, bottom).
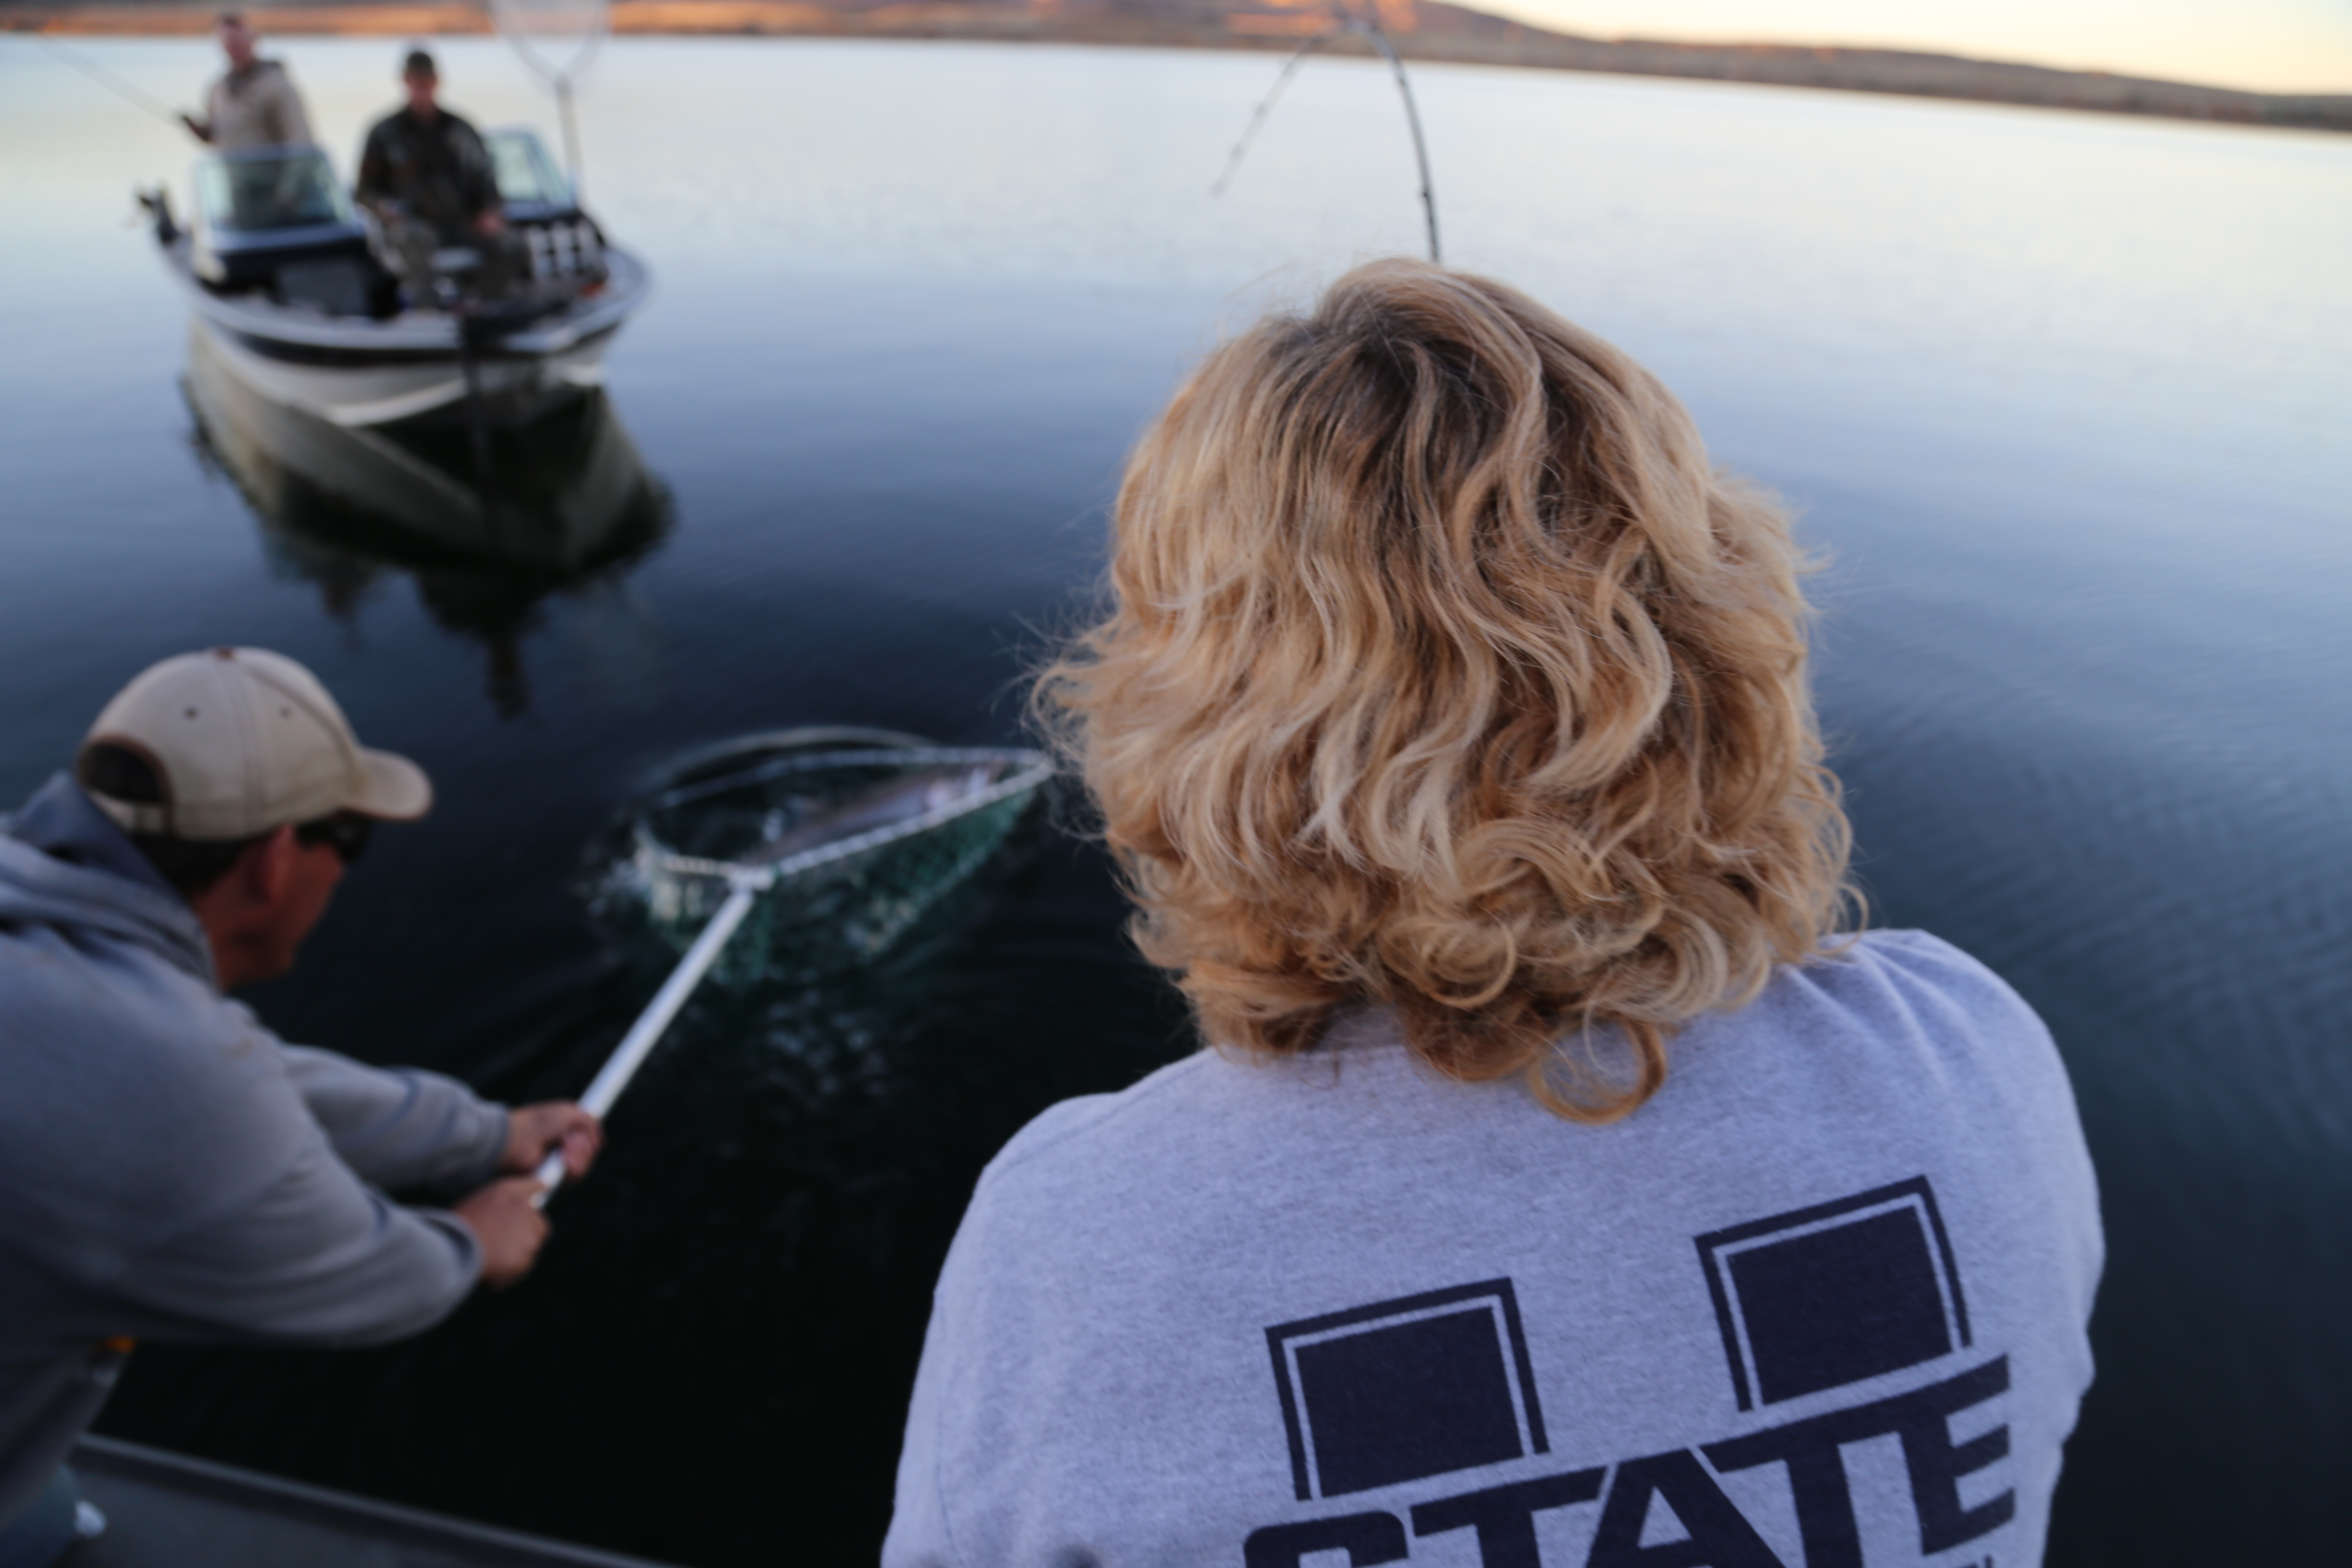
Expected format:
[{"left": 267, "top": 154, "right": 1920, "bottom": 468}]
[{"left": 0, "top": 774, "right": 214, "bottom": 983}]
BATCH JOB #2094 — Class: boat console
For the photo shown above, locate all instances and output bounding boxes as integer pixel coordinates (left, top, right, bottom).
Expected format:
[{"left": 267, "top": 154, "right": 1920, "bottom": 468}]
[
  {"left": 185, "top": 130, "right": 607, "bottom": 319},
  {"left": 189, "top": 146, "right": 390, "bottom": 316},
  {"left": 484, "top": 128, "right": 610, "bottom": 292}
]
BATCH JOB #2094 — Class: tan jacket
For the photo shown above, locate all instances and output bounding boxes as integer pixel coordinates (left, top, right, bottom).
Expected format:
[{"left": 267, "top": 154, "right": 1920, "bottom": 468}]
[{"left": 197, "top": 59, "right": 314, "bottom": 151}]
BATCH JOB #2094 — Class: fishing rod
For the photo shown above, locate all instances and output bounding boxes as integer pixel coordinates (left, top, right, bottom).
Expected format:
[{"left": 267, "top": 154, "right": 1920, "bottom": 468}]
[
  {"left": 1212, "top": 32, "right": 1336, "bottom": 199},
  {"left": 1351, "top": 20, "right": 1441, "bottom": 265},
  {"left": 38, "top": 35, "right": 190, "bottom": 131},
  {"left": 1212, "top": 15, "right": 1442, "bottom": 264}
]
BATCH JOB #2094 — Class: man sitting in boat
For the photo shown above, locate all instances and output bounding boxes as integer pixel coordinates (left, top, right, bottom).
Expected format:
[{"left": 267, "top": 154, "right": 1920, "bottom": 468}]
[
  {"left": 181, "top": 11, "right": 314, "bottom": 153},
  {"left": 354, "top": 49, "right": 521, "bottom": 301},
  {"left": 0, "top": 649, "right": 600, "bottom": 1567}
]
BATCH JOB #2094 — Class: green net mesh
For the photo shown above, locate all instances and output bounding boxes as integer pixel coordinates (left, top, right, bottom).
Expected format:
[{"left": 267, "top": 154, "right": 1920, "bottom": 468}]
[{"left": 586, "top": 745, "right": 1054, "bottom": 986}]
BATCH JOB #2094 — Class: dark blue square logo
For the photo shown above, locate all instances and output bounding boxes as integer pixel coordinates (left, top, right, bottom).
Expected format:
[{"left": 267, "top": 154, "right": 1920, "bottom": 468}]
[
  {"left": 1695, "top": 1176, "right": 1972, "bottom": 1410},
  {"left": 1266, "top": 1279, "right": 1548, "bottom": 1500}
]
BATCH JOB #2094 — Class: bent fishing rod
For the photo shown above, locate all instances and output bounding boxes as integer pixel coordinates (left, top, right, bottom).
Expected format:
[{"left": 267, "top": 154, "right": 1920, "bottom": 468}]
[
  {"left": 1213, "top": 16, "right": 1441, "bottom": 264},
  {"left": 38, "top": 36, "right": 190, "bottom": 131}
]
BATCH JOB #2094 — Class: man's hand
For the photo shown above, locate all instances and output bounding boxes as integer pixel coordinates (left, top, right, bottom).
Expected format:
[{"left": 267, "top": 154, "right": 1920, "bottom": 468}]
[
  {"left": 453, "top": 1177, "right": 549, "bottom": 1289},
  {"left": 503, "top": 1101, "right": 602, "bottom": 1181},
  {"left": 473, "top": 209, "right": 507, "bottom": 237}
]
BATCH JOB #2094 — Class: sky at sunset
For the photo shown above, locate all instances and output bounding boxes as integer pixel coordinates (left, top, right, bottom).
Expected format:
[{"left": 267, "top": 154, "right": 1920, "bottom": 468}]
[{"left": 1473, "top": 0, "right": 2352, "bottom": 94}]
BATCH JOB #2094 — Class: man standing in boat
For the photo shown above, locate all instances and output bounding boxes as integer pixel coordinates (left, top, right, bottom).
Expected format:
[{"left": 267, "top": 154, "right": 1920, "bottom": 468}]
[
  {"left": 181, "top": 11, "right": 314, "bottom": 152},
  {"left": 355, "top": 48, "right": 521, "bottom": 300},
  {"left": 0, "top": 649, "right": 601, "bottom": 1567}
]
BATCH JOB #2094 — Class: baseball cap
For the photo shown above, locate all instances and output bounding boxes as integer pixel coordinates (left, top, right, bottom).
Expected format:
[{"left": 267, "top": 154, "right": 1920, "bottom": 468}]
[{"left": 77, "top": 648, "right": 432, "bottom": 841}]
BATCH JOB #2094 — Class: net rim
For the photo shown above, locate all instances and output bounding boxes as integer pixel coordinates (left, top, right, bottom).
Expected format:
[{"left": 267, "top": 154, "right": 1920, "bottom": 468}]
[
  {"left": 638, "top": 747, "right": 1054, "bottom": 885},
  {"left": 488, "top": 0, "right": 612, "bottom": 86}
]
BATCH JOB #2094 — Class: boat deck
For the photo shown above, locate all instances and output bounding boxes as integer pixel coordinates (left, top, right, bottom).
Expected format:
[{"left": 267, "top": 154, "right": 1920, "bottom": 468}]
[{"left": 67, "top": 1437, "right": 681, "bottom": 1568}]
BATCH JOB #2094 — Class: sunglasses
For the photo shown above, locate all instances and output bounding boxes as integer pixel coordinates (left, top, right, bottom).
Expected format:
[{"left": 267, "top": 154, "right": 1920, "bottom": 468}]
[{"left": 295, "top": 812, "right": 375, "bottom": 867}]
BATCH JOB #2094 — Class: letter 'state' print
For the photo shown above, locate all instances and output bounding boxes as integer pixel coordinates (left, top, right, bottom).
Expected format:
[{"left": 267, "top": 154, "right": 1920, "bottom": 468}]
[{"left": 1242, "top": 1177, "right": 2013, "bottom": 1568}]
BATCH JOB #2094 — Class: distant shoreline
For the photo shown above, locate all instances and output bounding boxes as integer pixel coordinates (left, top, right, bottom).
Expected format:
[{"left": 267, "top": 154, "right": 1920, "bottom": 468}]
[{"left": 11, "top": 0, "right": 2349, "bottom": 136}]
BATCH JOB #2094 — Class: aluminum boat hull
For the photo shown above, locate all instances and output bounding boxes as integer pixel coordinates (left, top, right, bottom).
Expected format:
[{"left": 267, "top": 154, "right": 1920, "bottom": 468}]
[
  {"left": 159, "top": 235, "right": 650, "bottom": 427},
  {"left": 72, "top": 1435, "right": 681, "bottom": 1568}
]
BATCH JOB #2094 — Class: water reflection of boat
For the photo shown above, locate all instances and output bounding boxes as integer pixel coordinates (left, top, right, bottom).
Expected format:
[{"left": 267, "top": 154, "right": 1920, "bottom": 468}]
[
  {"left": 186, "top": 319, "right": 671, "bottom": 715},
  {"left": 147, "top": 130, "right": 649, "bottom": 428}
]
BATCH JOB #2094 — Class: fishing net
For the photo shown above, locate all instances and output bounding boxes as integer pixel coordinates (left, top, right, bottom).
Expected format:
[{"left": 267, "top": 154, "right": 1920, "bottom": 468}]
[
  {"left": 587, "top": 742, "right": 1055, "bottom": 987},
  {"left": 488, "top": 0, "right": 609, "bottom": 89},
  {"left": 488, "top": 0, "right": 609, "bottom": 184}
]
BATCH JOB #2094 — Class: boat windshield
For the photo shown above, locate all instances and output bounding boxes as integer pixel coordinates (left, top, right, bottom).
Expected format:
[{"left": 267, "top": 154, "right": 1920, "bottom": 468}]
[
  {"left": 196, "top": 148, "right": 354, "bottom": 235},
  {"left": 488, "top": 129, "right": 575, "bottom": 211}
]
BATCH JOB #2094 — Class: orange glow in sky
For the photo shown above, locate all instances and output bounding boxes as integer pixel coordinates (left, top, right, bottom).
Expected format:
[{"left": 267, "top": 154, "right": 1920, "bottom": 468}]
[{"left": 1474, "top": 0, "right": 2352, "bottom": 95}]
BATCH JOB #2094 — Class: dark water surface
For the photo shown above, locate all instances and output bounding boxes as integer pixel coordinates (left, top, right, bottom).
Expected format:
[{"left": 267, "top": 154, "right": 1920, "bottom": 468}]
[{"left": 3, "top": 36, "right": 2349, "bottom": 1566}]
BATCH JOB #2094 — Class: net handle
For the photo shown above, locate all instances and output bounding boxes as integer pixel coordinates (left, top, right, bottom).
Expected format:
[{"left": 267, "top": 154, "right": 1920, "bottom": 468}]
[
  {"left": 533, "top": 866, "right": 772, "bottom": 1207},
  {"left": 489, "top": 0, "right": 610, "bottom": 189}
]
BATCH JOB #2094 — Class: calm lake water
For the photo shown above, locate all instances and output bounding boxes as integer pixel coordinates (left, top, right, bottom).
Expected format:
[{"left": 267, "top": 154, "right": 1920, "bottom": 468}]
[{"left": 3, "top": 34, "right": 2349, "bottom": 1566}]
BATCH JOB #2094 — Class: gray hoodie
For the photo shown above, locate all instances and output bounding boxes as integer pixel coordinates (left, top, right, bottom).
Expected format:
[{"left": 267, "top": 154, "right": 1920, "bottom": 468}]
[
  {"left": 885, "top": 931, "right": 2102, "bottom": 1566},
  {"left": 0, "top": 776, "right": 508, "bottom": 1522}
]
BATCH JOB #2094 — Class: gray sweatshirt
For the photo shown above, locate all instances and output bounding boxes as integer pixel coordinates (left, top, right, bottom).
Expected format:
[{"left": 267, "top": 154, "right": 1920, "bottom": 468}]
[
  {"left": 0, "top": 777, "right": 508, "bottom": 1522},
  {"left": 885, "top": 930, "right": 2102, "bottom": 1567}
]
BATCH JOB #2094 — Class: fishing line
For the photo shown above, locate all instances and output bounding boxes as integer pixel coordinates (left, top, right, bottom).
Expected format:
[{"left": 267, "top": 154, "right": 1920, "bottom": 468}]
[
  {"left": 1210, "top": 17, "right": 1442, "bottom": 264},
  {"left": 1211, "top": 33, "right": 1336, "bottom": 199},
  {"left": 38, "top": 36, "right": 188, "bottom": 130}
]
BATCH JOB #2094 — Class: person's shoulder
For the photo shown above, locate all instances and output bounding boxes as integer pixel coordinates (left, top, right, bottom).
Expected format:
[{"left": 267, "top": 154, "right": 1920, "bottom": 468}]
[
  {"left": 0, "top": 956, "right": 312, "bottom": 1248},
  {"left": 1, "top": 942, "right": 284, "bottom": 1117},
  {"left": 1799, "top": 928, "right": 2034, "bottom": 1016},
  {"left": 980, "top": 1051, "right": 1225, "bottom": 1188},
  {"left": 1756, "top": 928, "right": 2056, "bottom": 1076}
]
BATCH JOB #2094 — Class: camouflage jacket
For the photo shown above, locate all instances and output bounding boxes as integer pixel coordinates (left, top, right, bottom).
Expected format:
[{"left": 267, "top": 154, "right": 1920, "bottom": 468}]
[{"left": 355, "top": 106, "right": 502, "bottom": 242}]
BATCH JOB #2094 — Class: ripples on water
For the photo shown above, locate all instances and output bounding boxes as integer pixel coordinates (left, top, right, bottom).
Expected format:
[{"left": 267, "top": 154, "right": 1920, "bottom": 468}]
[{"left": 1, "top": 36, "right": 2346, "bottom": 1565}]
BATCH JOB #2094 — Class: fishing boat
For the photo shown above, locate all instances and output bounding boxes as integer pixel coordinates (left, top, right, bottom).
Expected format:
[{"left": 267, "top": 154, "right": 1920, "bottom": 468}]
[
  {"left": 144, "top": 128, "right": 649, "bottom": 428},
  {"left": 70, "top": 1434, "right": 680, "bottom": 1567}
]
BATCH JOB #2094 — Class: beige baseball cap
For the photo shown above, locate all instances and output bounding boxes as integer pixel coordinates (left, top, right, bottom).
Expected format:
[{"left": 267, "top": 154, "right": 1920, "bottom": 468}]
[{"left": 77, "top": 647, "right": 432, "bottom": 841}]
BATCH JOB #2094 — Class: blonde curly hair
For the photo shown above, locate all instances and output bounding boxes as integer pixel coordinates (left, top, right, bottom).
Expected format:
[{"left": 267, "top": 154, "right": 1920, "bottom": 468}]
[{"left": 1037, "top": 260, "right": 1855, "bottom": 1121}]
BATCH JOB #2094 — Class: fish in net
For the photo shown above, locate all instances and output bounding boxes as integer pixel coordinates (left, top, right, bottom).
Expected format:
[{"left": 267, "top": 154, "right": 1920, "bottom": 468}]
[{"left": 586, "top": 732, "right": 1055, "bottom": 987}]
